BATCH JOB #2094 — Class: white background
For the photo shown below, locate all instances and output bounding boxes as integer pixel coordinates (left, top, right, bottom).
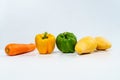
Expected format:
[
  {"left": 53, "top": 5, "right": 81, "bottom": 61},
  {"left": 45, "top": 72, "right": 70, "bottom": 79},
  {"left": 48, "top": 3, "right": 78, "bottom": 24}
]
[{"left": 0, "top": 0, "right": 120, "bottom": 80}]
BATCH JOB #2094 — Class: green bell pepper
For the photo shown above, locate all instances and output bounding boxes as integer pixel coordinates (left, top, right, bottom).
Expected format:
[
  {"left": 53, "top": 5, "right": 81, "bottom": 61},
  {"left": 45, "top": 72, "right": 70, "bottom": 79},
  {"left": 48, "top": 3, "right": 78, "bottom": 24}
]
[{"left": 56, "top": 32, "right": 77, "bottom": 53}]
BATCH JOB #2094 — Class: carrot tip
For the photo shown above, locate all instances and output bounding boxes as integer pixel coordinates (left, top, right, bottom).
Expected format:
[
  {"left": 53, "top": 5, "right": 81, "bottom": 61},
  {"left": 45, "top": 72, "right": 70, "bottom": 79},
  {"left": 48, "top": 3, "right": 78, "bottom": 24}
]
[{"left": 5, "top": 48, "right": 9, "bottom": 53}]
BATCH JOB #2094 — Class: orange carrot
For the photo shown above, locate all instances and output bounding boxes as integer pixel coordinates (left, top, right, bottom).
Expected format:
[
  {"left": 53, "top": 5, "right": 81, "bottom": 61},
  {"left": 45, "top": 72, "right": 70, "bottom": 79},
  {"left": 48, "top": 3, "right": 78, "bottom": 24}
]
[{"left": 5, "top": 43, "right": 36, "bottom": 56}]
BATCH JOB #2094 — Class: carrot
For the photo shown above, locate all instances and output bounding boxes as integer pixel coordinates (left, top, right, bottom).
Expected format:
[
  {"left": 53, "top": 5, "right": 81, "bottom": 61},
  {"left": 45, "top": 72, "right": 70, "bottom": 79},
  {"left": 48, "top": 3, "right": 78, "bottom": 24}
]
[{"left": 5, "top": 43, "right": 36, "bottom": 56}]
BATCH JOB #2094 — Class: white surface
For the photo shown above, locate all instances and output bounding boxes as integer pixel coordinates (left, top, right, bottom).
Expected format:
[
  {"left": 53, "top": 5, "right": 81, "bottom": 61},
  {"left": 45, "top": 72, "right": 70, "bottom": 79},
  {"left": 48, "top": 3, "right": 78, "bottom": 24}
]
[
  {"left": 0, "top": 0, "right": 120, "bottom": 80},
  {"left": 0, "top": 49, "right": 120, "bottom": 80},
  {"left": 1, "top": 45, "right": 120, "bottom": 80}
]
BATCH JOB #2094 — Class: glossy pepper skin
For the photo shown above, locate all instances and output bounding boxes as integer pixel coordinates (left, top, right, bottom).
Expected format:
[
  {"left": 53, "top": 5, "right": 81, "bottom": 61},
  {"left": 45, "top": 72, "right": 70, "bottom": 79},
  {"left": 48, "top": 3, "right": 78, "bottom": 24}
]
[
  {"left": 35, "top": 32, "right": 55, "bottom": 54},
  {"left": 56, "top": 32, "right": 77, "bottom": 53}
]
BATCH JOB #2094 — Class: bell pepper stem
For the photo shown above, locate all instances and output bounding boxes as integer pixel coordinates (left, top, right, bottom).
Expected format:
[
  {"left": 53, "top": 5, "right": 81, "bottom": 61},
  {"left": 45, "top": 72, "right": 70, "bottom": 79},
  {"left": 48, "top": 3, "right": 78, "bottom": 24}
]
[
  {"left": 42, "top": 32, "right": 48, "bottom": 39},
  {"left": 64, "top": 32, "right": 67, "bottom": 39}
]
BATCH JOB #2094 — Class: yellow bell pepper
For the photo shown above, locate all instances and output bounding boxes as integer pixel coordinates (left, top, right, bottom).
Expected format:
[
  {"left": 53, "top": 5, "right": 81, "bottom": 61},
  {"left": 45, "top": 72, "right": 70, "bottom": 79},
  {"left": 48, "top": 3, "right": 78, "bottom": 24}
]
[{"left": 35, "top": 32, "right": 55, "bottom": 54}]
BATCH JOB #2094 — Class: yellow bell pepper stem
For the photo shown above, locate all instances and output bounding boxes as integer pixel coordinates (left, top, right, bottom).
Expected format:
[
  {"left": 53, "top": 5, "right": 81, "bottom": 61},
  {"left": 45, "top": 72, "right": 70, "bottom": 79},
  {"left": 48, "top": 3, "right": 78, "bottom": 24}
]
[{"left": 42, "top": 32, "right": 48, "bottom": 39}]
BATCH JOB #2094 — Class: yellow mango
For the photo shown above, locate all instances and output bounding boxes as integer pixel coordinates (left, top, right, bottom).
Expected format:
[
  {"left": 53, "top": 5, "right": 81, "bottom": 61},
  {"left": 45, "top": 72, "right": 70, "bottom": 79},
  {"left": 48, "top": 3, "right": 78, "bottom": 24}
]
[
  {"left": 95, "top": 36, "right": 111, "bottom": 50},
  {"left": 75, "top": 36, "right": 97, "bottom": 55}
]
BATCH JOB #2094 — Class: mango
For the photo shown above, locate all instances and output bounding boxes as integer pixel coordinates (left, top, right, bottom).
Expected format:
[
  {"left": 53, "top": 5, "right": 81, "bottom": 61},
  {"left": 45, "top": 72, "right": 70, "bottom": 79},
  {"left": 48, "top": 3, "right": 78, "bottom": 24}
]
[
  {"left": 95, "top": 36, "right": 111, "bottom": 50},
  {"left": 75, "top": 36, "right": 97, "bottom": 54}
]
